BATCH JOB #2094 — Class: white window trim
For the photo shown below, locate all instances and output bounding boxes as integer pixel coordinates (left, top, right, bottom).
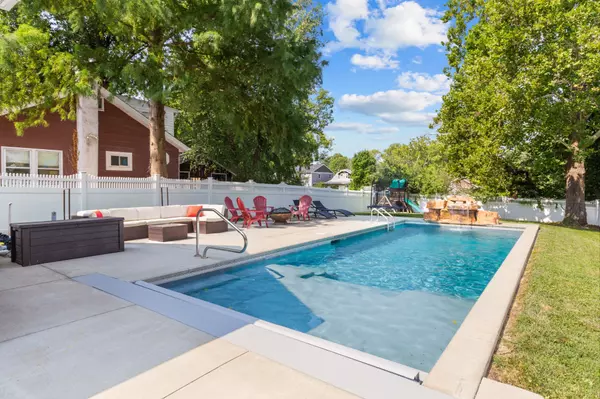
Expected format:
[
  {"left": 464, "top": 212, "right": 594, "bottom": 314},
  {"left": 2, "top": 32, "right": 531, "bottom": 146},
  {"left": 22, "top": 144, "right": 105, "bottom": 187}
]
[
  {"left": 1, "top": 146, "right": 63, "bottom": 175},
  {"left": 98, "top": 97, "right": 105, "bottom": 112},
  {"left": 106, "top": 151, "right": 133, "bottom": 171}
]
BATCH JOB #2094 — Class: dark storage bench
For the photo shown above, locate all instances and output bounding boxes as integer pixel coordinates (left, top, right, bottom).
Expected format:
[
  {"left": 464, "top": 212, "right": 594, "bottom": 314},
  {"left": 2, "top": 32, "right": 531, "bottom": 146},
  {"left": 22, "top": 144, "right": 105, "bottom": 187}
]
[{"left": 11, "top": 217, "right": 125, "bottom": 266}]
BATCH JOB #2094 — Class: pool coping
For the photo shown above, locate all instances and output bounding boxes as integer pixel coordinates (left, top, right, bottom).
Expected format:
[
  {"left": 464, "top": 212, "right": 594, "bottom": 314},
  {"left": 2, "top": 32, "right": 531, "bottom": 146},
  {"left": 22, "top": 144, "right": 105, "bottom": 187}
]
[{"left": 423, "top": 224, "right": 539, "bottom": 399}]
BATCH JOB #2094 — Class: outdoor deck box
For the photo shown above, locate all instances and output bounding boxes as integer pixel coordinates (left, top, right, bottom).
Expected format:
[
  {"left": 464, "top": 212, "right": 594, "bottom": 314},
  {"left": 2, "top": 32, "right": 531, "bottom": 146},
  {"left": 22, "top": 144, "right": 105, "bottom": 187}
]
[{"left": 11, "top": 217, "right": 125, "bottom": 266}]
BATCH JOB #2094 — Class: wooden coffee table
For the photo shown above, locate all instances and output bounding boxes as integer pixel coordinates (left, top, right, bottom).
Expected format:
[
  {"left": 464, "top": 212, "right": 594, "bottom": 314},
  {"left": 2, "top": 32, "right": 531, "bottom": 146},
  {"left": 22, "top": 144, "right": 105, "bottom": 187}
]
[{"left": 148, "top": 223, "right": 188, "bottom": 242}]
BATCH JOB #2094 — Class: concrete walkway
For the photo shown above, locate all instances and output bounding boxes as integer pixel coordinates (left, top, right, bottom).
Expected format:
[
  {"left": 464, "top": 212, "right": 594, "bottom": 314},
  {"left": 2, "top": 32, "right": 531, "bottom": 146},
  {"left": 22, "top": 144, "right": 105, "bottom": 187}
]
[
  {"left": 0, "top": 218, "right": 531, "bottom": 398},
  {"left": 0, "top": 218, "right": 447, "bottom": 399}
]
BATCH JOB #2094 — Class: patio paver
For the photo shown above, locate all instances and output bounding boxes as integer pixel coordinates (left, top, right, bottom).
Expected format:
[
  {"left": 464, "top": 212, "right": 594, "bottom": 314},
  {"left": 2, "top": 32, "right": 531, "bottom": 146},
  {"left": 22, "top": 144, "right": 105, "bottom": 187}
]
[
  {"left": 0, "top": 264, "right": 65, "bottom": 292},
  {"left": 0, "top": 305, "right": 213, "bottom": 399},
  {"left": 0, "top": 279, "right": 130, "bottom": 342}
]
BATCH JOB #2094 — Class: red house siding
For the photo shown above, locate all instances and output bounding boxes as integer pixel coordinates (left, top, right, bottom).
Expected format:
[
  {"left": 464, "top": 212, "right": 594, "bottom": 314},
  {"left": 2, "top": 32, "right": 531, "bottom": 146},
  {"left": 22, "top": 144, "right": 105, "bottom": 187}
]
[
  {"left": 0, "top": 113, "right": 77, "bottom": 175},
  {"left": 98, "top": 102, "right": 179, "bottom": 178}
]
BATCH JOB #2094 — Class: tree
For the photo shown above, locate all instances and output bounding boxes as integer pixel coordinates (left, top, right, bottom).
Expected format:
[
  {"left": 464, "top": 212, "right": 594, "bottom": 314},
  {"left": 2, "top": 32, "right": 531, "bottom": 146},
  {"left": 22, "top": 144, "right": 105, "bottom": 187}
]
[
  {"left": 436, "top": 0, "right": 600, "bottom": 225},
  {"left": 174, "top": 0, "right": 333, "bottom": 183},
  {"left": 1, "top": 0, "right": 299, "bottom": 177},
  {"left": 350, "top": 150, "right": 376, "bottom": 190},
  {"left": 378, "top": 136, "right": 450, "bottom": 195},
  {"left": 325, "top": 153, "right": 351, "bottom": 173}
]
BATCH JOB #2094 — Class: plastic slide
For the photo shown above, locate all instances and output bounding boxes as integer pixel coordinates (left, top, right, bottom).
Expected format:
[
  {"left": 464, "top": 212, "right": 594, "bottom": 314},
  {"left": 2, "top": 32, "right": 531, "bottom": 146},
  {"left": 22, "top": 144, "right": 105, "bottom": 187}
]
[{"left": 405, "top": 199, "right": 423, "bottom": 213}]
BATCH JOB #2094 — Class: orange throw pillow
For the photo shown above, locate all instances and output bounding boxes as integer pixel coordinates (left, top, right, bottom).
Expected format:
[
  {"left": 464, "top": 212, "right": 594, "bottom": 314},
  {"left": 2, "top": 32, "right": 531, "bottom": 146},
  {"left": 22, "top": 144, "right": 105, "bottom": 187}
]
[{"left": 187, "top": 205, "right": 203, "bottom": 217}]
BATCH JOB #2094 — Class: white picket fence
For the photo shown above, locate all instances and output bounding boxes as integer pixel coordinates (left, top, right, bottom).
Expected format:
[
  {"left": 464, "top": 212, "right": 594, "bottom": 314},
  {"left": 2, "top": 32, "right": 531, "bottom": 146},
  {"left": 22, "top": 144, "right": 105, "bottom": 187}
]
[
  {"left": 1, "top": 173, "right": 598, "bottom": 232},
  {"left": 0, "top": 173, "right": 372, "bottom": 232}
]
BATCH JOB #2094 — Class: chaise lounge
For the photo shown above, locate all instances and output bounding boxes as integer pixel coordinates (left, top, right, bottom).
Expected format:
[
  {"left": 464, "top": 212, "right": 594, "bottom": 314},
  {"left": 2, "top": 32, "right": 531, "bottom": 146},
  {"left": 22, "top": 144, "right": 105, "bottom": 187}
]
[{"left": 77, "top": 204, "right": 227, "bottom": 240}]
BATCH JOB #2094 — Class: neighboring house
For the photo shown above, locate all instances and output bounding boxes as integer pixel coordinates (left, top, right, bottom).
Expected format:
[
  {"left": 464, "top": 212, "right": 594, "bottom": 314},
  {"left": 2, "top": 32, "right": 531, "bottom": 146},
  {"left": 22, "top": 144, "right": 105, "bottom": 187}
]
[
  {"left": 300, "top": 163, "right": 334, "bottom": 186},
  {"left": 323, "top": 169, "right": 352, "bottom": 188},
  {"left": 0, "top": 88, "right": 189, "bottom": 178}
]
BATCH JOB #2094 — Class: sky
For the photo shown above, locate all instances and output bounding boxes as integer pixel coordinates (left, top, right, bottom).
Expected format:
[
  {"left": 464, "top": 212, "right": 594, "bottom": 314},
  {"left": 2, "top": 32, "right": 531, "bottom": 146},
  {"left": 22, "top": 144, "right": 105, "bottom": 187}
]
[{"left": 318, "top": 0, "right": 450, "bottom": 157}]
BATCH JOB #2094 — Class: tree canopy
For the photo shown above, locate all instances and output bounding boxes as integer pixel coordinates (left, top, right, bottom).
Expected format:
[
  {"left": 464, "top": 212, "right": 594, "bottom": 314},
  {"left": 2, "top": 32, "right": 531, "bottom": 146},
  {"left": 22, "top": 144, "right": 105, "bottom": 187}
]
[
  {"left": 436, "top": 0, "right": 600, "bottom": 225},
  {"left": 350, "top": 150, "right": 377, "bottom": 190},
  {"left": 324, "top": 153, "right": 351, "bottom": 173},
  {"left": 377, "top": 136, "right": 450, "bottom": 196},
  {"left": 0, "top": 0, "right": 331, "bottom": 179}
]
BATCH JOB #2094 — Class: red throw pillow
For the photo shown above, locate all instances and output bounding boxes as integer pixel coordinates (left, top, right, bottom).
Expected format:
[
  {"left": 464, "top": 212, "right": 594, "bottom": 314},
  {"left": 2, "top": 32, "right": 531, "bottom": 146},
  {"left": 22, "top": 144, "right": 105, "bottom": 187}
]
[
  {"left": 187, "top": 205, "right": 203, "bottom": 217},
  {"left": 94, "top": 210, "right": 103, "bottom": 218}
]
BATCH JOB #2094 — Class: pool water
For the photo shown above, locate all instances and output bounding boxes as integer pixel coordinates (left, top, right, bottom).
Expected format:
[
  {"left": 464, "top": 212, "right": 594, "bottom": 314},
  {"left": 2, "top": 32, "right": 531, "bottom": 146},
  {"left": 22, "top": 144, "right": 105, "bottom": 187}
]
[{"left": 162, "top": 223, "right": 521, "bottom": 371}]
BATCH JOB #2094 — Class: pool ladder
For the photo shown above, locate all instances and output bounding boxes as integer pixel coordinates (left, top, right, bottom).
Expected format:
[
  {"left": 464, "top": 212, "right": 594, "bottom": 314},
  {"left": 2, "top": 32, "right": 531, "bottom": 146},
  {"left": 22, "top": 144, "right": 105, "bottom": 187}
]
[
  {"left": 370, "top": 208, "right": 396, "bottom": 231},
  {"left": 195, "top": 208, "right": 248, "bottom": 258}
]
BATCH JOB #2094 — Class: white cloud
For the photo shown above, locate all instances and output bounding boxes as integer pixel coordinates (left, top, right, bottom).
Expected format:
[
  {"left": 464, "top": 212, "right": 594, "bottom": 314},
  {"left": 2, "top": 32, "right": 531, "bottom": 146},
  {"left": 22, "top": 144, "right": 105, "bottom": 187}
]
[
  {"left": 350, "top": 53, "right": 399, "bottom": 70},
  {"left": 364, "top": 2, "right": 446, "bottom": 51},
  {"left": 396, "top": 71, "right": 450, "bottom": 93},
  {"left": 378, "top": 111, "right": 437, "bottom": 125},
  {"left": 339, "top": 89, "right": 441, "bottom": 114},
  {"left": 411, "top": 56, "right": 422, "bottom": 64},
  {"left": 326, "top": 0, "right": 369, "bottom": 51},
  {"left": 338, "top": 89, "right": 441, "bottom": 126},
  {"left": 326, "top": 122, "right": 400, "bottom": 135},
  {"left": 326, "top": 0, "right": 447, "bottom": 54}
]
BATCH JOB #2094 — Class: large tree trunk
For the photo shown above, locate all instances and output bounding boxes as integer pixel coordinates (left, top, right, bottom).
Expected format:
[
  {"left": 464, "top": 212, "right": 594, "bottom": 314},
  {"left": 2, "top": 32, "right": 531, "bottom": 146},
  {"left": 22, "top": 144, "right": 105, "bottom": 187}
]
[
  {"left": 564, "top": 137, "right": 587, "bottom": 226},
  {"left": 149, "top": 99, "right": 168, "bottom": 177}
]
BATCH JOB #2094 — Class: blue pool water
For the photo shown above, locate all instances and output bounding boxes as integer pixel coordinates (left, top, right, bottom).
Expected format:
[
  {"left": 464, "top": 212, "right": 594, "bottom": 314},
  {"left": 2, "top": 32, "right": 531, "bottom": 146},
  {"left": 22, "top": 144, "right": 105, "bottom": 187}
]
[{"left": 163, "top": 223, "right": 521, "bottom": 371}]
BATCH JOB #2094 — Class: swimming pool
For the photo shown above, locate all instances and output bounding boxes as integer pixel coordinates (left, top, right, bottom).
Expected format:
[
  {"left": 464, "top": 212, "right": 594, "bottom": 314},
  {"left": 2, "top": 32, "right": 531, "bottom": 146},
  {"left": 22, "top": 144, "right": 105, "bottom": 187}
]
[{"left": 162, "top": 222, "right": 521, "bottom": 371}]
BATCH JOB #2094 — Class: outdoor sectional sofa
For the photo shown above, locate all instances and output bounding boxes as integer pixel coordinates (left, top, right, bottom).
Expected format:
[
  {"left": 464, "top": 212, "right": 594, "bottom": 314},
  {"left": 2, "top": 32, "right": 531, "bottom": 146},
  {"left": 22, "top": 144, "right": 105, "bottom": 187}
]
[{"left": 76, "top": 204, "right": 227, "bottom": 241}]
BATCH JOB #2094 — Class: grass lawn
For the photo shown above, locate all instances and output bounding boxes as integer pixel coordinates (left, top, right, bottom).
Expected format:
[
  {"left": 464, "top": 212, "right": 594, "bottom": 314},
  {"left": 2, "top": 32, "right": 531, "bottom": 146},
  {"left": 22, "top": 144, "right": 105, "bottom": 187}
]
[{"left": 489, "top": 224, "right": 600, "bottom": 398}]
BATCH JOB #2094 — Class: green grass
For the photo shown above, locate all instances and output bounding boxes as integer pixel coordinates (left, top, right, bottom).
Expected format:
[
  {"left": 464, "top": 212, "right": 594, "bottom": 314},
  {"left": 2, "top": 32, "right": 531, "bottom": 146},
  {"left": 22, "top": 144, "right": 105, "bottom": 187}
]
[{"left": 489, "top": 225, "right": 600, "bottom": 398}]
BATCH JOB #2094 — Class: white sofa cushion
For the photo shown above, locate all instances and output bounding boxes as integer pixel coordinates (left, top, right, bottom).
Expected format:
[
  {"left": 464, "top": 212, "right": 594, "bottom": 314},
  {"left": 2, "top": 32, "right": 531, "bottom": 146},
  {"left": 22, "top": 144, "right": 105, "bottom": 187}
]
[
  {"left": 107, "top": 208, "right": 139, "bottom": 221},
  {"left": 76, "top": 209, "right": 111, "bottom": 218},
  {"left": 160, "top": 205, "right": 188, "bottom": 219},
  {"left": 137, "top": 206, "right": 162, "bottom": 220},
  {"left": 199, "top": 204, "right": 225, "bottom": 220}
]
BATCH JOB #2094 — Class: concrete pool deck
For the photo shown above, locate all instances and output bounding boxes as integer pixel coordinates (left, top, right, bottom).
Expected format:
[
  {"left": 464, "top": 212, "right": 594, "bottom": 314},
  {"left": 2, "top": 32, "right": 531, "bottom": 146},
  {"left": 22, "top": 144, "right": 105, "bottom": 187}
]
[{"left": 0, "top": 217, "right": 540, "bottom": 399}]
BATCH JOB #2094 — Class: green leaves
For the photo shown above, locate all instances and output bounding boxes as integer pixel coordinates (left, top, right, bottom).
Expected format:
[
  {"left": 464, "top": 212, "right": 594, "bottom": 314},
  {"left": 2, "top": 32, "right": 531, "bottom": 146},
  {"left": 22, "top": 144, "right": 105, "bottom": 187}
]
[
  {"left": 436, "top": 0, "right": 600, "bottom": 203},
  {"left": 0, "top": 23, "right": 87, "bottom": 134},
  {"left": 377, "top": 136, "right": 450, "bottom": 196},
  {"left": 350, "top": 150, "right": 377, "bottom": 190}
]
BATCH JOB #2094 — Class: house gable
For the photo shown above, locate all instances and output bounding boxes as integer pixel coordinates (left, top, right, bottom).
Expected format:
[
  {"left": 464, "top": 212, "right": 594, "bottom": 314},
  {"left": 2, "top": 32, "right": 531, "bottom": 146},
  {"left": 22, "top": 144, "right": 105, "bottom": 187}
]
[
  {"left": 313, "top": 165, "right": 333, "bottom": 174},
  {"left": 98, "top": 101, "right": 180, "bottom": 178}
]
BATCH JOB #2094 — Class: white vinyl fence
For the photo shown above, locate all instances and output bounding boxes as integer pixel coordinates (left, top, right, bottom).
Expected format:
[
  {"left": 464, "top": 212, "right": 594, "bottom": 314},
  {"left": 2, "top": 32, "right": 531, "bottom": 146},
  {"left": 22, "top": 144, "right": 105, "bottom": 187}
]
[
  {"left": 0, "top": 173, "right": 372, "bottom": 232},
  {"left": 417, "top": 197, "right": 600, "bottom": 226}
]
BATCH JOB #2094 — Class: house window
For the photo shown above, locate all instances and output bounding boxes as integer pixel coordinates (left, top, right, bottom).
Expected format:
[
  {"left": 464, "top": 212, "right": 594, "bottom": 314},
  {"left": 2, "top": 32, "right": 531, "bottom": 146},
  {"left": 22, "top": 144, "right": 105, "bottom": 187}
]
[
  {"left": 106, "top": 151, "right": 133, "bottom": 171},
  {"left": 98, "top": 97, "right": 105, "bottom": 111},
  {"left": 1, "top": 147, "right": 62, "bottom": 175}
]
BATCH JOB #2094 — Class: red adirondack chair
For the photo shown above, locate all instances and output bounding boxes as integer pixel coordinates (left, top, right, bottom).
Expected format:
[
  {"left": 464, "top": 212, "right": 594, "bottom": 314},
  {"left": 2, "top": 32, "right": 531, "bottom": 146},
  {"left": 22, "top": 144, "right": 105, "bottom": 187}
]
[
  {"left": 237, "top": 197, "right": 268, "bottom": 228},
  {"left": 291, "top": 195, "right": 311, "bottom": 221},
  {"left": 253, "top": 196, "right": 274, "bottom": 214},
  {"left": 224, "top": 196, "right": 242, "bottom": 224}
]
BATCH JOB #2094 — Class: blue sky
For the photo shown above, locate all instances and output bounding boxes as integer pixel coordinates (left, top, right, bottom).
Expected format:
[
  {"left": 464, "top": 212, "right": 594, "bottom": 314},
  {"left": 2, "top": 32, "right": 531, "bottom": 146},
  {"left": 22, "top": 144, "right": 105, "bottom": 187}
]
[{"left": 318, "top": 0, "right": 449, "bottom": 157}]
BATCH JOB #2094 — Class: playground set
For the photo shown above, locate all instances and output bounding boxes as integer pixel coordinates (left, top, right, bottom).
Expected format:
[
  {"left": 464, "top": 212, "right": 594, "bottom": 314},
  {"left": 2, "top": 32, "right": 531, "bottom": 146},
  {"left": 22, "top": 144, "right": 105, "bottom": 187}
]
[{"left": 369, "top": 179, "right": 422, "bottom": 214}]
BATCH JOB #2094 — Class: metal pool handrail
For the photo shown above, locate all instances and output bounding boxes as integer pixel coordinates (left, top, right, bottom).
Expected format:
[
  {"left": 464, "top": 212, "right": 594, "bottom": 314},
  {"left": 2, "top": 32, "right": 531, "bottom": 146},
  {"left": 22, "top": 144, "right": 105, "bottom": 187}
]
[
  {"left": 195, "top": 208, "right": 248, "bottom": 259},
  {"left": 370, "top": 208, "right": 395, "bottom": 231}
]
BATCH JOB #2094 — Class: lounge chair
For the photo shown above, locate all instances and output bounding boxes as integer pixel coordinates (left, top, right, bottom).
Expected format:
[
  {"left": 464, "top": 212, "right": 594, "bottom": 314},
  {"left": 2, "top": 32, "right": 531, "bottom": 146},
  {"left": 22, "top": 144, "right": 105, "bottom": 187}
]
[
  {"left": 237, "top": 197, "right": 268, "bottom": 228},
  {"left": 293, "top": 199, "right": 336, "bottom": 219},
  {"left": 312, "top": 200, "right": 354, "bottom": 217},
  {"left": 224, "top": 196, "right": 242, "bottom": 224}
]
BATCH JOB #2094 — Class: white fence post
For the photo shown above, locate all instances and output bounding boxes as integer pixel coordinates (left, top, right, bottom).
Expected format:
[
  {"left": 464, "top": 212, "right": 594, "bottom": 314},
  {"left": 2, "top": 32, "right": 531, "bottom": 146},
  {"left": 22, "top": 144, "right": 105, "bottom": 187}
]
[
  {"left": 79, "top": 171, "right": 88, "bottom": 210},
  {"left": 207, "top": 177, "right": 214, "bottom": 203},
  {"left": 152, "top": 174, "right": 162, "bottom": 206},
  {"left": 596, "top": 199, "right": 599, "bottom": 226}
]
